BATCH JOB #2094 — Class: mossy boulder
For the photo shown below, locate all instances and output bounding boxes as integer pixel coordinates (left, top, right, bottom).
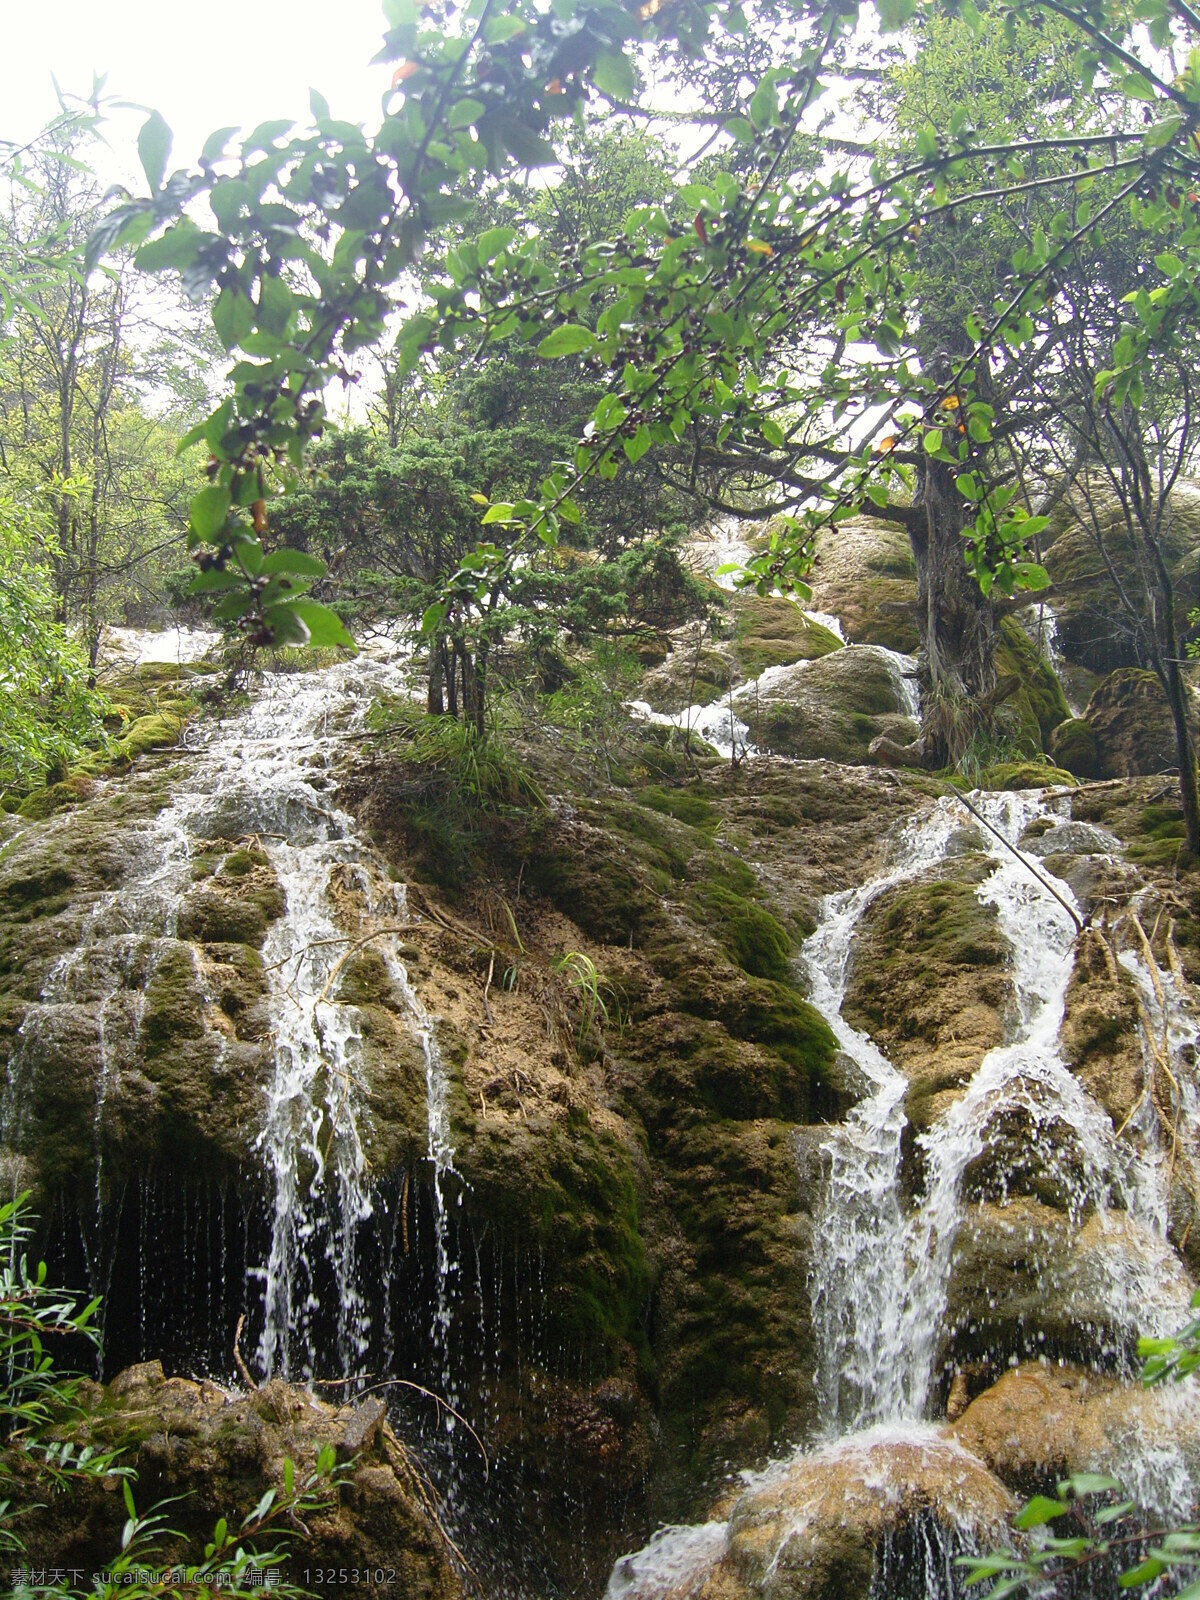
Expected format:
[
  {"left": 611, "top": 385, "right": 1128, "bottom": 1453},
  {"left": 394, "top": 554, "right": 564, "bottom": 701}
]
[
  {"left": 731, "top": 593, "right": 842, "bottom": 675},
  {"left": 843, "top": 863, "right": 1010, "bottom": 1109},
  {"left": 994, "top": 615, "right": 1070, "bottom": 753},
  {"left": 113, "top": 710, "right": 189, "bottom": 763},
  {"left": 176, "top": 848, "right": 287, "bottom": 948},
  {"left": 638, "top": 634, "right": 731, "bottom": 713},
  {"left": 695, "top": 885, "right": 793, "bottom": 982},
  {"left": 1082, "top": 668, "right": 1194, "bottom": 779},
  {"left": 1045, "top": 482, "right": 1200, "bottom": 674},
  {"left": 972, "top": 760, "right": 1077, "bottom": 790},
  {"left": 1060, "top": 928, "right": 1144, "bottom": 1128},
  {"left": 16, "top": 775, "right": 96, "bottom": 821},
  {"left": 1049, "top": 716, "right": 1101, "bottom": 778},
  {"left": 733, "top": 646, "right": 918, "bottom": 764},
  {"left": 6, "top": 1364, "right": 461, "bottom": 1590},
  {"left": 940, "top": 1202, "right": 1192, "bottom": 1383},
  {"left": 805, "top": 519, "right": 920, "bottom": 652},
  {"left": 956, "top": 1359, "right": 1200, "bottom": 1505}
]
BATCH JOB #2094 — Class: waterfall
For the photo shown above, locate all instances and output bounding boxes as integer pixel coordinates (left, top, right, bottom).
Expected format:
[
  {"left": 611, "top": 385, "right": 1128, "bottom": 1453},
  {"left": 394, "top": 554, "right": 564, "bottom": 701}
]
[
  {"left": 11, "top": 633, "right": 463, "bottom": 1390},
  {"left": 607, "top": 780, "right": 1200, "bottom": 1595}
]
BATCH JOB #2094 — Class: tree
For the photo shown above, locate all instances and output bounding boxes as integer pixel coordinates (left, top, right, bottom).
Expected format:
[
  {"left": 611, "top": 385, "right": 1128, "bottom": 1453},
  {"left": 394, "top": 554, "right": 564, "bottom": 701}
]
[
  {"left": 90, "top": 0, "right": 1200, "bottom": 809},
  {"left": 1, "top": 129, "right": 213, "bottom": 658}
]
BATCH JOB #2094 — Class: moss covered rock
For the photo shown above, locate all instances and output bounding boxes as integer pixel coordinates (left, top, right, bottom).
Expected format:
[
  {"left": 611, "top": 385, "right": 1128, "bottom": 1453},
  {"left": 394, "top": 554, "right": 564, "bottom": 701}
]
[
  {"left": 805, "top": 519, "right": 921, "bottom": 652},
  {"left": 994, "top": 615, "right": 1070, "bottom": 753},
  {"left": 1045, "top": 482, "right": 1200, "bottom": 674},
  {"left": 1082, "top": 667, "right": 1194, "bottom": 779},
  {"left": 1049, "top": 716, "right": 1101, "bottom": 778},
  {"left": 843, "top": 863, "right": 1010, "bottom": 1108},
  {"left": 6, "top": 1363, "right": 461, "bottom": 1590},
  {"left": 731, "top": 593, "right": 842, "bottom": 675},
  {"left": 733, "top": 646, "right": 918, "bottom": 765}
]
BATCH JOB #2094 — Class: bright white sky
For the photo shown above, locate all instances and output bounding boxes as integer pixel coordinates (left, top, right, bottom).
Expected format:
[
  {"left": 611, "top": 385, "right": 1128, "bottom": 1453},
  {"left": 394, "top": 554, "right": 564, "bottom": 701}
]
[{"left": 4, "top": 0, "right": 395, "bottom": 176}]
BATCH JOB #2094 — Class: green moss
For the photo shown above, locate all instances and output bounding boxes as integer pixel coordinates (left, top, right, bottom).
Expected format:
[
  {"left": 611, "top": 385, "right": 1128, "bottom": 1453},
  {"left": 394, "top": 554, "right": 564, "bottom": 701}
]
[
  {"left": 1048, "top": 716, "right": 1100, "bottom": 779},
  {"left": 992, "top": 616, "right": 1070, "bottom": 756},
  {"left": 1126, "top": 801, "right": 1188, "bottom": 865},
  {"left": 16, "top": 777, "right": 94, "bottom": 820},
  {"left": 114, "top": 711, "right": 188, "bottom": 762},
  {"left": 866, "top": 878, "right": 1003, "bottom": 976},
  {"left": 739, "top": 644, "right": 919, "bottom": 766},
  {"left": 460, "top": 1117, "right": 649, "bottom": 1371},
  {"left": 732, "top": 594, "right": 842, "bottom": 675},
  {"left": 636, "top": 785, "right": 717, "bottom": 830},
  {"left": 695, "top": 885, "right": 793, "bottom": 983},
  {"left": 972, "top": 761, "right": 1077, "bottom": 790},
  {"left": 220, "top": 847, "right": 267, "bottom": 877}
]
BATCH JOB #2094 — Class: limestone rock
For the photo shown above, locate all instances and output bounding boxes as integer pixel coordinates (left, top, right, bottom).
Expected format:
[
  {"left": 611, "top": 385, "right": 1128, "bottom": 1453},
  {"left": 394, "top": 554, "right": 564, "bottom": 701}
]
[
  {"left": 1083, "top": 669, "right": 1193, "bottom": 779},
  {"left": 955, "top": 1361, "right": 1200, "bottom": 1513},
  {"left": 610, "top": 1428, "right": 1015, "bottom": 1600},
  {"left": 804, "top": 519, "right": 920, "bottom": 653},
  {"left": 1045, "top": 482, "right": 1200, "bottom": 675},
  {"left": 732, "top": 647, "right": 919, "bottom": 765},
  {"left": 6, "top": 1364, "right": 462, "bottom": 1592}
]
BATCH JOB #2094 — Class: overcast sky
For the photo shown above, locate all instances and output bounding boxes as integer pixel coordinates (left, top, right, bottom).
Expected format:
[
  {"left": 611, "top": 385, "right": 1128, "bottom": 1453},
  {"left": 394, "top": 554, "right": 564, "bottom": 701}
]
[{"left": 4, "top": 0, "right": 394, "bottom": 177}]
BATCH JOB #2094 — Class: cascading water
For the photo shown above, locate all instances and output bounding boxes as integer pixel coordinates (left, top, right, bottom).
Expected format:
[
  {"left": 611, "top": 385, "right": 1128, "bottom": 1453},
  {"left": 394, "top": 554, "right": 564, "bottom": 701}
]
[
  {"left": 10, "top": 634, "right": 464, "bottom": 1391},
  {"left": 607, "top": 779, "right": 1200, "bottom": 1596}
]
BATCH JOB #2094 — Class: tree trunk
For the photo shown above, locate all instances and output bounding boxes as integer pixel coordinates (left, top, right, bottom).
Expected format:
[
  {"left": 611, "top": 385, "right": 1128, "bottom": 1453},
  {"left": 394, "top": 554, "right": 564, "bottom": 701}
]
[
  {"left": 910, "top": 457, "right": 998, "bottom": 704},
  {"left": 427, "top": 637, "right": 445, "bottom": 715},
  {"left": 1162, "top": 655, "right": 1200, "bottom": 856}
]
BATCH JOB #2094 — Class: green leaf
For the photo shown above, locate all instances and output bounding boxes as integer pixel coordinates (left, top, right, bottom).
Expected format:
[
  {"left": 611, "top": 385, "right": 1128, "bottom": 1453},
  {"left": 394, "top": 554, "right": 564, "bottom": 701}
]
[
  {"left": 538, "top": 324, "right": 596, "bottom": 357},
  {"left": 624, "top": 426, "right": 653, "bottom": 463},
  {"left": 594, "top": 50, "right": 636, "bottom": 100},
  {"left": 477, "top": 226, "right": 516, "bottom": 265},
  {"left": 258, "top": 274, "right": 295, "bottom": 337},
  {"left": 260, "top": 550, "right": 327, "bottom": 577},
  {"left": 190, "top": 486, "right": 232, "bottom": 540},
  {"left": 1061, "top": 1473, "right": 1123, "bottom": 1497},
  {"left": 137, "top": 110, "right": 172, "bottom": 192},
  {"left": 481, "top": 503, "right": 518, "bottom": 523},
  {"left": 271, "top": 600, "right": 354, "bottom": 650},
  {"left": 484, "top": 13, "right": 527, "bottom": 41},
  {"left": 750, "top": 77, "right": 778, "bottom": 131},
  {"left": 421, "top": 601, "right": 448, "bottom": 636},
  {"left": 760, "top": 417, "right": 787, "bottom": 449},
  {"left": 212, "top": 286, "right": 254, "bottom": 352},
  {"left": 1014, "top": 1495, "right": 1069, "bottom": 1528},
  {"left": 134, "top": 222, "right": 204, "bottom": 275},
  {"left": 1119, "top": 1556, "right": 1166, "bottom": 1587},
  {"left": 924, "top": 428, "right": 943, "bottom": 454},
  {"left": 310, "top": 87, "right": 331, "bottom": 121}
]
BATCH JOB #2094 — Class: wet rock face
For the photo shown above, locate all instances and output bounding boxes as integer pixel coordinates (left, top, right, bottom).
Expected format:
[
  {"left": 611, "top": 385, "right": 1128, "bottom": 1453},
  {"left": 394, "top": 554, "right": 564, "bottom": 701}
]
[
  {"left": 0, "top": 793, "right": 289, "bottom": 1189},
  {"left": 841, "top": 860, "right": 1011, "bottom": 1119},
  {"left": 6, "top": 1360, "right": 461, "bottom": 1594},
  {"left": 1044, "top": 484, "right": 1200, "bottom": 676},
  {"left": 1060, "top": 928, "right": 1145, "bottom": 1128},
  {"left": 955, "top": 1361, "right": 1200, "bottom": 1513},
  {"left": 804, "top": 519, "right": 920, "bottom": 653},
  {"left": 638, "top": 594, "right": 841, "bottom": 718},
  {"left": 609, "top": 1430, "right": 1015, "bottom": 1600},
  {"left": 732, "top": 647, "right": 918, "bottom": 765},
  {"left": 1079, "top": 668, "right": 1195, "bottom": 779}
]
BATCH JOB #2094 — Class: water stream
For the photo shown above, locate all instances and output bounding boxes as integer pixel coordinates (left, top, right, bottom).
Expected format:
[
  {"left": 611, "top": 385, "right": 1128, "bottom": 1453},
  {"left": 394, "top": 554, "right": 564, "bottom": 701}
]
[
  {"left": 606, "top": 780, "right": 1200, "bottom": 1594},
  {"left": 11, "top": 634, "right": 464, "bottom": 1389}
]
